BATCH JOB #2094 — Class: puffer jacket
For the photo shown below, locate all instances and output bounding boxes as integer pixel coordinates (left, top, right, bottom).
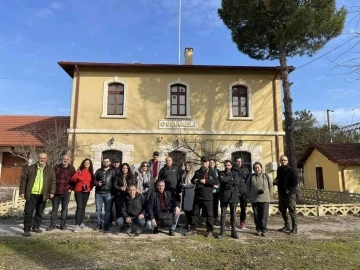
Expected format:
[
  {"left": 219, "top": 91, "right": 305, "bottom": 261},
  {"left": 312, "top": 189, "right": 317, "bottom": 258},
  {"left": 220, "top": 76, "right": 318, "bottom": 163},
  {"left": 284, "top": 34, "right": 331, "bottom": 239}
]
[
  {"left": 218, "top": 169, "right": 244, "bottom": 204},
  {"left": 120, "top": 193, "right": 145, "bottom": 218},
  {"left": 94, "top": 167, "right": 116, "bottom": 194},
  {"left": 191, "top": 167, "right": 219, "bottom": 201}
]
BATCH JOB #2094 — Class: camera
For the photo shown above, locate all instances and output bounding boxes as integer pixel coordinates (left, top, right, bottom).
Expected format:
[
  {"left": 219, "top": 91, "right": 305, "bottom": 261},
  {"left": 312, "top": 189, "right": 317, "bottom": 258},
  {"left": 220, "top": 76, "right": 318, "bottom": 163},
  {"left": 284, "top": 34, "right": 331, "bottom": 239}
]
[
  {"left": 258, "top": 189, "right": 264, "bottom": 194},
  {"left": 83, "top": 184, "right": 88, "bottom": 191}
]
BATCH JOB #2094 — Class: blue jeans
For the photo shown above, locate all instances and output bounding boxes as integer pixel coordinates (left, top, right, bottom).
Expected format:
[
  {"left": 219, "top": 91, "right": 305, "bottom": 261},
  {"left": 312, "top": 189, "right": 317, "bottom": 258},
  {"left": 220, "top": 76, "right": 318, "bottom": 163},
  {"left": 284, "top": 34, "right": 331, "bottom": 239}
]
[
  {"left": 95, "top": 193, "right": 112, "bottom": 225},
  {"left": 146, "top": 212, "right": 180, "bottom": 231}
]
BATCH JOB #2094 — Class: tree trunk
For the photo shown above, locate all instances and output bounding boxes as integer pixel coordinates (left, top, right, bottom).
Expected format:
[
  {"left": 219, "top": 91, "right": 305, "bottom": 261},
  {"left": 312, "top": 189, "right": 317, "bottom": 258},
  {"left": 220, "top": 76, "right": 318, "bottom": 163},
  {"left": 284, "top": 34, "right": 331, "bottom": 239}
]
[{"left": 279, "top": 47, "right": 297, "bottom": 168}]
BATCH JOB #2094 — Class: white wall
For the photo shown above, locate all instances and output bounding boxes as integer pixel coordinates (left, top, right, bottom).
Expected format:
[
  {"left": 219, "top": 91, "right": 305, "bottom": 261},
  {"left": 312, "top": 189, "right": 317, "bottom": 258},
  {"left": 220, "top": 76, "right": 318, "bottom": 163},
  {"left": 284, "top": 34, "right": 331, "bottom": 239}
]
[{"left": 0, "top": 151, "right": 3, "bottom": 180}]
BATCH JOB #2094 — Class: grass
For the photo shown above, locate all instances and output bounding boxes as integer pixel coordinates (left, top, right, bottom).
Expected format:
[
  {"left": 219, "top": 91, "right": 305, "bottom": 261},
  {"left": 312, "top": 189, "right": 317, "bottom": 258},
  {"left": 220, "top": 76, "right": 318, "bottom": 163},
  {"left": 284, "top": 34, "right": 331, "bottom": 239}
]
[{"left": 1, "top": 232, "right": 360, "bottom": 270}]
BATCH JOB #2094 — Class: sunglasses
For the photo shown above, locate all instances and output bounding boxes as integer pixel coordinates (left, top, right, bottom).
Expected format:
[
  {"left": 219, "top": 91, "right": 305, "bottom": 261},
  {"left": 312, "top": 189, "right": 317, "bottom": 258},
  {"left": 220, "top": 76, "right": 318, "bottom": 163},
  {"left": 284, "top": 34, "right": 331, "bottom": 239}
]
[{"left": 141, "top": 165, "right": 148, "bottom": 167}]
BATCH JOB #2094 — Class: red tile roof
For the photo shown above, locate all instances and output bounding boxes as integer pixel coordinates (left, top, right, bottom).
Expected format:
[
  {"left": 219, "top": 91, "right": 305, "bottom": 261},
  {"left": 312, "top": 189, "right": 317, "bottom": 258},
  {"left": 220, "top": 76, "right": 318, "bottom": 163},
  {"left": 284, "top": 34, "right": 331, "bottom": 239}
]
[
  {"left": 0, "top": 115, "right": 70, "bottom": 147},
  {"left": 298, "top": 143, "right": 360, "bottom": 167}
]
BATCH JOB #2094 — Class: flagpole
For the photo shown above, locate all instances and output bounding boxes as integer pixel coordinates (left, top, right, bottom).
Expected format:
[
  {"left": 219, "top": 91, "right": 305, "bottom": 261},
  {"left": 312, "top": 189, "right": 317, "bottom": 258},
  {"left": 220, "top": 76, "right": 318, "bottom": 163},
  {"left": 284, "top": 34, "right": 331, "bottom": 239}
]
[{"left": 178, "top": 0, "right": 182, "bottom": 65}]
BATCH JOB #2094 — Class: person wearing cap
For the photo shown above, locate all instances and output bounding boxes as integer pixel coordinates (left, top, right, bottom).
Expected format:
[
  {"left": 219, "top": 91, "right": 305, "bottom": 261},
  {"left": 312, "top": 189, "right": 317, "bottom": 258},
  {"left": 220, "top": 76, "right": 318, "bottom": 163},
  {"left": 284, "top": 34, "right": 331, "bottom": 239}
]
[
  {"left": 148, "top": 151, "right": 164, "bottom": 181},
  {"left": 186, "top": 156, "right": 219, "bottom": 238}
]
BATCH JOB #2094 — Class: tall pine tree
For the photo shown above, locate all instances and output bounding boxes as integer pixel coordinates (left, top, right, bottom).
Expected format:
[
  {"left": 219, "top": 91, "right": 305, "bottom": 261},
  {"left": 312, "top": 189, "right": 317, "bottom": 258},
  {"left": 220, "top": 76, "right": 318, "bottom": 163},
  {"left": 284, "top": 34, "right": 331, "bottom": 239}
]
[{"left": 218, "top": 0, "right": 347, "bottom": 167}]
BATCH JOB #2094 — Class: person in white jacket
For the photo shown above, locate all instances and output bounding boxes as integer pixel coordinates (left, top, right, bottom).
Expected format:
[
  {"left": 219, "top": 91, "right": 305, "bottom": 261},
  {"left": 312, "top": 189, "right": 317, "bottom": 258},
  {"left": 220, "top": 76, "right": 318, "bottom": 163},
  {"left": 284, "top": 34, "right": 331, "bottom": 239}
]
[
  {"left": 134, "top": 161, "right": 154, "bottom": 200},
  {"left": 180, "top": 161, "right": 195, "bottom": 229}
]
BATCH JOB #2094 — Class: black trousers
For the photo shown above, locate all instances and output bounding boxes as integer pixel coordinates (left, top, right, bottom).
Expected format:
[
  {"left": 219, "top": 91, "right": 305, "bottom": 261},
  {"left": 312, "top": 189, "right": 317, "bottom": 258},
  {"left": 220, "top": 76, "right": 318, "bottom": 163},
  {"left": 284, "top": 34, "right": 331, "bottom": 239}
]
[
  {"left": 114, "top": 196, "right": 124, "bottom": 220},
  {"left": 220, "top": 202, "right": 237, "bottom": 233},
  {"left": 213, "top": 192, "right": 220, "bottom": 219},
  {"left": 24, "top": 194, "right": 46, "bottom": 232},
  {"left": 191, "top": 199, "right": 214, "bottom": 232},
  {"left": 278, "top": 194, "right": 298, "bottom": 229},
  {"left": 184, "top": 210, "right": 192, "bottom": 226},
  {"left": 50, "top": 192, "right": 71, "bottom": 226},
  {"left": 239, "top": 195, "right": 248, "bottom": 223},
  {"left": 251, "top": 202, "right": 269, "bottom": 233},
  {"left": 74, "top": 192, "right": 90, "bottom": 226}
]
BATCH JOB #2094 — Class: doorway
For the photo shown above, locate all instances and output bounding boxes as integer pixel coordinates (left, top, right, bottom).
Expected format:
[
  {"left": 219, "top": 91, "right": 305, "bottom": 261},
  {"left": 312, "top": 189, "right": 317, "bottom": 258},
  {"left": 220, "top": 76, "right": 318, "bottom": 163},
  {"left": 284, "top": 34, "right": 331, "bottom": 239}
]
[
  {"left": 315, "top": 167, "right": 324, "bottom": 190},
  {"left": 231, "top": 151, "right": 252, "bottom": 172},
  {"left": 102, "top": 150, "right": 122, "bottom": 165}
]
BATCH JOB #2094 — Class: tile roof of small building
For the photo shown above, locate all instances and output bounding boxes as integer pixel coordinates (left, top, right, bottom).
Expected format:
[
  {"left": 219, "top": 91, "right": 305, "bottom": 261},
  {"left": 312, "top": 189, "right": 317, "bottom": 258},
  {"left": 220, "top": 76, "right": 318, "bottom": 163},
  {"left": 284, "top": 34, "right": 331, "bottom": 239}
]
[
  {"left": 298, "top": 143, "right": 360, "bottom": 167},
  {"left": 0, "top": 115, "right": 70, "bottom": 147}
]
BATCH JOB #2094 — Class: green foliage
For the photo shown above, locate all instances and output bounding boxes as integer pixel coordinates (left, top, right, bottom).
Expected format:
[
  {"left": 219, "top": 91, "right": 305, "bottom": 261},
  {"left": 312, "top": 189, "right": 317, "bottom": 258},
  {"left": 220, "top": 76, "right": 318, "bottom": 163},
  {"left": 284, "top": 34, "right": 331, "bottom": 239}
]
[{"left": 218, "top": 0, "right": 347, "bottom": 60}]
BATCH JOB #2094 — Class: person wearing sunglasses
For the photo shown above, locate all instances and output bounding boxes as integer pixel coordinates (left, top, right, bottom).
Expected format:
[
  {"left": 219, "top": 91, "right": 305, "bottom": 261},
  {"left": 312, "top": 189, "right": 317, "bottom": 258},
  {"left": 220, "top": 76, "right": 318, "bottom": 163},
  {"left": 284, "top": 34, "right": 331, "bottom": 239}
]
[
  {"left": 134, "top": 161, "right": 154, "bottom": 200},
  {"left": 273, "top": 155, "right": 298, "bottom": 235}
]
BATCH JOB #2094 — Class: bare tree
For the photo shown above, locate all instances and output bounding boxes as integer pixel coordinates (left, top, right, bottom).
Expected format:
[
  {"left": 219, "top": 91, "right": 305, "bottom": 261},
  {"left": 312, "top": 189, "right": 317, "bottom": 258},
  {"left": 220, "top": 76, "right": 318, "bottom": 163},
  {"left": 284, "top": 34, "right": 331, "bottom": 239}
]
[{"left": 8, "top": 122, "right": 88, "bottom": 167}]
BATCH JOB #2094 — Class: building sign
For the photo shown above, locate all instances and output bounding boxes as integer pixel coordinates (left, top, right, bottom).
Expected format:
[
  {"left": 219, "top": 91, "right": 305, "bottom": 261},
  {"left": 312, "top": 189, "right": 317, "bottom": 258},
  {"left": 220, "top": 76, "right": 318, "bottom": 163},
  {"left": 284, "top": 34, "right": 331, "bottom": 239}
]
[{"left": 159, "top": 119, "right": 197, "bottom": 129}]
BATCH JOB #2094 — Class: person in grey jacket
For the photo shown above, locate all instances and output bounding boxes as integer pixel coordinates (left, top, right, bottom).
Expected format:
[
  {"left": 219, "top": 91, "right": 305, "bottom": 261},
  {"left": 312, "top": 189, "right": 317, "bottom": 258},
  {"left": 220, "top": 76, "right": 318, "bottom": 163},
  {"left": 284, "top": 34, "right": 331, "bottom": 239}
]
[
  {"left": 246, "top": 162, "right": 273, "bottom": 237},
  {"left": 134, "top": 161, "right": 154, "bottom": 200}
]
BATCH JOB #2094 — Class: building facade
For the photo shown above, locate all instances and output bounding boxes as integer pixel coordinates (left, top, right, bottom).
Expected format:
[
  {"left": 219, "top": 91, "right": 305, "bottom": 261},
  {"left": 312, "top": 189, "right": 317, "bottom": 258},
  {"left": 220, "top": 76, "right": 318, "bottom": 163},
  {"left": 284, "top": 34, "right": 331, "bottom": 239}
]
[{"left": 59, "top": 49, "right": 286, "bottom": 178}]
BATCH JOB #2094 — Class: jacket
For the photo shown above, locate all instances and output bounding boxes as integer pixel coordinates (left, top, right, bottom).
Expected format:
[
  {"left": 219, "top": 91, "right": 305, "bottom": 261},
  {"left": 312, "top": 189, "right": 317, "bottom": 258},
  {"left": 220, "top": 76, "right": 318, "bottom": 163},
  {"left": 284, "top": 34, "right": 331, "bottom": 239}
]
[
  {"left": 148, "top": 159, "right": 164, "bottom": 180},
  {"left": 54, "top": 164, "right": 76, "bottom": 194},
  {"left": 19, "top": 163, "right": 56, "bottom": 200},
  {"left": 246, "top": 173, "right": 273, "bottom": 203},
  {"left": 233, "top": 165, "right": 250, "bottom": 183},
  {"left": 94, "top": 167, "right": 116, "bottom": 194},
  {"left": 113, "top": 173, "right": 135, "bottom": 197},
  {"left": 218, "top": 169, "right": 244, "bottom": 203},
  {"left": 158, "top": 165, "right": 181, "bottom": 196},
  {"left": 71, "top": 168, "right": 94, "bottom": 193},
  {"left": 191, "top": 167, "right": 219, "bottom": 201},
  {"left": 147, "top": 190, "right": 180, "bottom": 220},
  {"left": 120, "top": 193, "right": 145, "bottom": 218},
  {"left": 134, "top": 169, "right": 153, "bottom": 194},
  {"left": 275, "top": 165, "right": 298, "bottom": 196}
]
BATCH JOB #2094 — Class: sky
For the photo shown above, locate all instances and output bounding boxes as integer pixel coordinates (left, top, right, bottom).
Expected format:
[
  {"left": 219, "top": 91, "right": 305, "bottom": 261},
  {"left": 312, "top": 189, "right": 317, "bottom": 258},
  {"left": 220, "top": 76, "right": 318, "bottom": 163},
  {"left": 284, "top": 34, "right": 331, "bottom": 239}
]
[{"left": 0, "top": 0, "right": 360, "bottom": 126}]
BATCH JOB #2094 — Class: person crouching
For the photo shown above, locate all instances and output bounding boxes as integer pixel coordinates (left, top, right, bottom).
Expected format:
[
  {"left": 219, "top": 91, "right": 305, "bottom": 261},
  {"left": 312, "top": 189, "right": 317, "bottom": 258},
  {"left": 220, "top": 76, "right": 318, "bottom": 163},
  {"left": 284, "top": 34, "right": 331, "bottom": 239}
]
[{"left": 117, "top": 185, "right": 146, "bottom": 236}]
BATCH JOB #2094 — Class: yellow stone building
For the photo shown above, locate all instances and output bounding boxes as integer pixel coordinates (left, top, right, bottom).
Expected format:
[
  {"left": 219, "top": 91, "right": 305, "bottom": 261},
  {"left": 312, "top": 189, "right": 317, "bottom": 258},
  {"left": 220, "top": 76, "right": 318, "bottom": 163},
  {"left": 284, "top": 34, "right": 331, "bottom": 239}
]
[{"left": 59, "top": 48, "right": 287, "bottom": 178}]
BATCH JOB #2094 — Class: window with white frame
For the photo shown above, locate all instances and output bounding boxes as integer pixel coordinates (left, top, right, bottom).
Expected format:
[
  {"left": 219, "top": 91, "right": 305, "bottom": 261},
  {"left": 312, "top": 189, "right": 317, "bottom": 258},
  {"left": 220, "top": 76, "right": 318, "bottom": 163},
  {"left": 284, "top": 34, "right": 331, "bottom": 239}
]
[
  {"left": 101, "top": 77, "right": 128, "bottom": 118},
  {"left": 228, "top": 80, "right": 253, "bottom": 120},
  {"left": 166, "top": 78, "right": 191, "bottom": 119}
]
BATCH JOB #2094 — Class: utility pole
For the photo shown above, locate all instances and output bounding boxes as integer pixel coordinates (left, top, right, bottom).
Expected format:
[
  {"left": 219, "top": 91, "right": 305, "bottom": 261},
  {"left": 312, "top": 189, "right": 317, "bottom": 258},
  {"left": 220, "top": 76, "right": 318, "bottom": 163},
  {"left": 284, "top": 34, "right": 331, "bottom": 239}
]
[
  {"left": 327, "top": 109, "right": 334, "bottom": 143},
  {"left": 178, "top": 0, "right": 182, "bottom": 65}
]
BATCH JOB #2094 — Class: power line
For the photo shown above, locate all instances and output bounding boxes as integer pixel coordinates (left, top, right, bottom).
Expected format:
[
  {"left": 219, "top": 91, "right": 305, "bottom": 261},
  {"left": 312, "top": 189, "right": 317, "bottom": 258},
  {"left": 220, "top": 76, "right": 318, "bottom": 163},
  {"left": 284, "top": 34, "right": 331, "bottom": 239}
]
[{"left": 295, "top": 34, "right": 360, "bottom": 71}]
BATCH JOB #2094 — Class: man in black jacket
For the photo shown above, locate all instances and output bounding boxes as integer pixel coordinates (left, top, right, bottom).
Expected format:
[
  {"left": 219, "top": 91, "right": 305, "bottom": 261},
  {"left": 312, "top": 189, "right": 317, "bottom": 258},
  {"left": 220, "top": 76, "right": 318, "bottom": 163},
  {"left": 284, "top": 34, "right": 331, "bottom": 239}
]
[
  {"left": 117, "top": 185, "right": 145, "bottom": 236},
  {"left": 146, "top": 180, "right": 180, "bottom": 236},
  {"left": 274, "top": 155, "right": 298, "bottom": 235},
  {"left": 218, "top": 160, "right": 245, "bottom": 239},
  {"left": 233, "top": 157, "right": 250, "bottom": 229},
  {"left": 158, "top": 157, "right": 181, "bottom": 202},
  {"left": 186, "top": 156, "right": 219, "bottom": 238},
  {"left": 93, "top": 157, "right": 117, "bottom": 232}
]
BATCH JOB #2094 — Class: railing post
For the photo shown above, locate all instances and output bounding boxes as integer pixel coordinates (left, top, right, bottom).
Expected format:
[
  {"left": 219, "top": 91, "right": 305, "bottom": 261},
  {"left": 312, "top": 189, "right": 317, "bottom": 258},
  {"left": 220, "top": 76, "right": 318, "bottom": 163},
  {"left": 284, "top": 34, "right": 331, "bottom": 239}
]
[
  {"left": 338, "top": 192, "right": 342, "bottom": 204},
  {"left": 314, "top": 189, "right": 319, "bottom": 204}
]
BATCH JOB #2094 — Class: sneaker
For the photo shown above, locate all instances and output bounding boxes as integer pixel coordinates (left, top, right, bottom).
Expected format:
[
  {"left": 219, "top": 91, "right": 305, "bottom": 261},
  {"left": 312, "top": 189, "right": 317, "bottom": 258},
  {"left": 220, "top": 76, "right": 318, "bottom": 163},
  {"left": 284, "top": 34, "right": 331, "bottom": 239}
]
[
  {"left": 60, "top": 224, "right": 67, "bottom": 231},
  {"left": 169, "top": 229, "right": 175, "bottom": 236},
  {"left": 289, "top": 228, "right": 297, "bottom": 235},
  {"left": 205, "top": 232, "right": 213, "bottom": 238},
  {"left": 93, "top": 224, "right": 102, "bottom": 231},
  {"left": 256, "top": 231, "right": 261, "bottom": 236},
  {"left": 32, "top": 228, "right": 42, "bottom": 233},
  {"left": 231, "top": 232, "right": 239, "bottom": 239},
  {"left": 23, "top": 231, "right": 31, "bottom": 237},
  {"left": 261, "top": 232, "right": 266, "bottom": 237},
  {"left": 217, "top": 233, "right": 226, "bottom": 239},
  {"left": 74, "top": 225, "right": 80, "bottom": 233},
  {"left": 240, "top": 222, "right": 246, "bottom": 229},
  {"left": 278, "top": 226, "right": 291, "bottom": 233},
  {"left": 46, "top": 224, "right": 56, "bottom": 231},
  {"left": 184, "top": 229, "right": 197, "bottom": 236},
  {"left": 153, "top": 227, "right": 159, "bottom": 234},
  {"left": 79, "top": 223, "right": 88, "bottom": 229}
]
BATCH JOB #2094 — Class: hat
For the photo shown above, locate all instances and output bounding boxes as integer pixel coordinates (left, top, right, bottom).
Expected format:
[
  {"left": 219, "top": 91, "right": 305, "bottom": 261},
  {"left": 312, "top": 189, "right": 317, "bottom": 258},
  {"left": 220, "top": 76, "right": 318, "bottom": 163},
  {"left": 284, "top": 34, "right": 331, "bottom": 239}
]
[
  {"left": 113, "top": 158, "right": 120, "bottom": 163},
  {"left": 201, "top": 156, "right": 209, "bottom": 162},
  {"left": 153, "top": 151, "right": 159, "bottom": 156}
]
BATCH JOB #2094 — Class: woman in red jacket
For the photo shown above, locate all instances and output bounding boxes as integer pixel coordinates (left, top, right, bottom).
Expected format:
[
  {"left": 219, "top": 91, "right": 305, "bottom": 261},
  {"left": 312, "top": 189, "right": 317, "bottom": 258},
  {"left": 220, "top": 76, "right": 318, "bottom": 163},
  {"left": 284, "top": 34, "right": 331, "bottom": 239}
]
[{"left": 71, "top": 158, "right": 94, "bottom": 232}]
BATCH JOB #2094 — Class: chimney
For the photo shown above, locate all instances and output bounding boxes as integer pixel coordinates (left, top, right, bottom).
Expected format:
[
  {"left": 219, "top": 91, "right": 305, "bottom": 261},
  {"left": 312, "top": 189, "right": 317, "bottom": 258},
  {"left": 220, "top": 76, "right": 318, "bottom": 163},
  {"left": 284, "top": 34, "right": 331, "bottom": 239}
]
[{"left": 184, "top": 47, "right": 193, "bottom": 65}]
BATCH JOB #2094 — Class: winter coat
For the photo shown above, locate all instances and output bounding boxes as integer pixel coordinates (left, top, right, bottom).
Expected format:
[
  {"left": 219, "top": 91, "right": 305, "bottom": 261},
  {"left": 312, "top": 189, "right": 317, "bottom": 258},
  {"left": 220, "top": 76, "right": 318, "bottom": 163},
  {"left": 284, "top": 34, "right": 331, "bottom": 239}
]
[
  {"left": 148, "top": 159, "right": 164, "bottom": 180},
  {"left": 94, "top": 167, "right": 116, "bottom": 194},
  {"left": 120, "top": 193, "right": 145, "bottom": 218},
  {"left": 19, "top": 163, "right": 56, "bottom": 200},
  {"left": 275, "top": 165, "right": 298, "bottom": 196},
  {"left": 70, "top": 169, "right": 94, "bottom": 193},
  {"left": 181, "top": 170, "right": 195, "bottom": 211},
  {"left": 218, "top": 169, "right": 244, "bottom": 204},
  {"left": 147, "top": 190, "right": 180, "bottom": 220},
  {"left": 191, "top": 167, "right": 219, "bottom": 201},
  {"left": 158, "top": 165, "right": 181, "bottom": 196},
  {"left": 113, "top": 173, "right": 134, "bottom": 197},
  {"left": 134, "top": 169, "right": 153, "bottom": 195},
  {"left": 246, "top": 173, "right": 273, "bottom": 203},
  {"left": 54, "top": 164, "right": 76, "bottom": 194}
]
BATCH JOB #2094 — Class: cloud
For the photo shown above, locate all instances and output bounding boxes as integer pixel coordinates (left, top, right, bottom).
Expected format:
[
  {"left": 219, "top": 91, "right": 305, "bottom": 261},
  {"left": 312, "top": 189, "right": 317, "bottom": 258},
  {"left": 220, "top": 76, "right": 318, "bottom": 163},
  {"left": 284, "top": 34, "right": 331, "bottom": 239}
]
[
  {"left": 33, "top": 1, "right": 64, "bottom": 18},
  {"left": 327, "top": 88, "right": 360, "bottom": 99},
  {"left": 312, "top": 108, "right": 360, "bottom": 126}
]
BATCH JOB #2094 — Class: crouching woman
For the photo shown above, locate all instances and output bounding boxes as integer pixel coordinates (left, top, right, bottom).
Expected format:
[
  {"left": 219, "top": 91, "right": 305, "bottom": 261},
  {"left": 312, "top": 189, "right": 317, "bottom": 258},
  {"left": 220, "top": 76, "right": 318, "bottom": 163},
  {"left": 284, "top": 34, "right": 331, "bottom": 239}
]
[{"left": 246, "top": 162, "right": 273, "bottom": 237}]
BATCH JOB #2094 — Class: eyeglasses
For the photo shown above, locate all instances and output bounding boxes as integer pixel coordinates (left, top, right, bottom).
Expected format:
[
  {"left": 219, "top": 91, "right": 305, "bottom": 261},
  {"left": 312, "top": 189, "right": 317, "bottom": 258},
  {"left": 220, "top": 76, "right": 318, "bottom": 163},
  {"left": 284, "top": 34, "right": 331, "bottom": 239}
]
[{"left": 141, "top": 165, "right": 148, "bottom": 167}]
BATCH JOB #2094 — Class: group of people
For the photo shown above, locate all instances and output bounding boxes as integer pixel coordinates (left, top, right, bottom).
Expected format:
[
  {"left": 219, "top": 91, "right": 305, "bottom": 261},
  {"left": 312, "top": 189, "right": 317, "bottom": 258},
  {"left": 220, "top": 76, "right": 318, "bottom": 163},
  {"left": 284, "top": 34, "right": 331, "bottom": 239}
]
[{"left": 19, "top": 151, "right": 298, "bottom": 238}]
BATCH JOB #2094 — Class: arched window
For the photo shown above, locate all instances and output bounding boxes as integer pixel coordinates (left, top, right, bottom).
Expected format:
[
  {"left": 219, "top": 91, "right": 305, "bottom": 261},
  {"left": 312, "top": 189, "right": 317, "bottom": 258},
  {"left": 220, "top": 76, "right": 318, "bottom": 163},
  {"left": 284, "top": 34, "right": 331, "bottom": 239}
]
[
  {"left": 101, "top": 77, "right": 128, "bottom": 118},
  {"left": 228, "top": 80, "right": 253, "bottom": 120},
  {"left": 232, "top": 85, "right": 248, "bottom": 117},
  {"left": 170, "top": 84, "right": 187, "bottom": 116},
  {"left": 102, "top": 150, "right": 123, "bottom": 165},
  {"left": 166, "top": 78, "right": 191, "bottom": 119},
  {"left": 107, "top": 83, "right": 124, "bottom": 115}
]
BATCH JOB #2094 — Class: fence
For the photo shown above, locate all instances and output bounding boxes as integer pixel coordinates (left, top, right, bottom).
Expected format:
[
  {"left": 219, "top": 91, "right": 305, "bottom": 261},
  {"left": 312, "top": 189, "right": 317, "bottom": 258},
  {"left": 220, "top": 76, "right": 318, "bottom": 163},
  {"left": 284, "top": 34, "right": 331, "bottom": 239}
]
[{"left": 299, "top": 187, "right": 360, "bottom": 204}]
